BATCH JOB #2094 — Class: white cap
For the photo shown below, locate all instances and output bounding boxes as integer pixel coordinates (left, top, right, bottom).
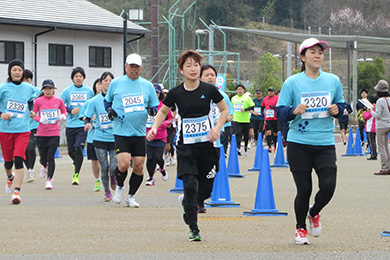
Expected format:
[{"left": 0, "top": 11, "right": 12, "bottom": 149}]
[
  {"left": 299, "top": 38, "right": 328, "bottom": 54},
  {"left": 126, "top": 53, "right": 142, "bottom": 66}
]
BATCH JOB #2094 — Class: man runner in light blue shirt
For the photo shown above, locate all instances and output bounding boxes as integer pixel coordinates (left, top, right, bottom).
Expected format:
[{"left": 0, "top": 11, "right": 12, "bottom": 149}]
[{"left": 104, "top": 53, "right": 159, "bottom": 207}]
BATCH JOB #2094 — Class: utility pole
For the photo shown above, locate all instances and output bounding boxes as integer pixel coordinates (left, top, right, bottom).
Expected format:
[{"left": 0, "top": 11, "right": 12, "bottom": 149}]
[{"left": 151, "top": 0, "right": 159, "bottom": 83}]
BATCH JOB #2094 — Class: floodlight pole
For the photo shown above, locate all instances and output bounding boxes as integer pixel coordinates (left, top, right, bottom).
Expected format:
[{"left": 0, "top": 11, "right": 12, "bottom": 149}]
[{"left": 122, "top": 11, "right": 128, "bottom": 75}]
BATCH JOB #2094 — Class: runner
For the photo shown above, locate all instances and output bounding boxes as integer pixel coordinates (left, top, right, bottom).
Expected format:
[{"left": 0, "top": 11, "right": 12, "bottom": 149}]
[
  {"left": 34, "top": 79, "right": 67, "bottom": 190},
  {"left": 60, "top": 67, "right": 94, "bottom": 185},
  {"left": 83, "top": 72, "right": 117, "bottom": 201},
  {"left": 24, "top": 69, "right": 40, "bottom": 182},
  {"left": 147, "top": 50, "right": 228, "bottom": 241},
  {"left": 0, "top": 59, "right": 40, "bottom": 204},
  {"left": 83, "top": 78, "right": 103, "bottom": 192},
  {"left": 262, "top": 87, "right": 279, "bottom": 152},
  {"left": 104, "top": 53, "right": 159, "bottom": 207},
  {"left": 199, "top": 64, "right": 233, "bottom": 213},
  {"left": 276, "top": 38, "right": 346, "bottom": 245},
  {"left": 231, "top": 84, "right": 255, "bottom": 156},
  {"left": 145, "top": 83, "right": 173, "bottom": 186},
  {"left": 249, "top": 89, "right": 264, "bottom": 146}
]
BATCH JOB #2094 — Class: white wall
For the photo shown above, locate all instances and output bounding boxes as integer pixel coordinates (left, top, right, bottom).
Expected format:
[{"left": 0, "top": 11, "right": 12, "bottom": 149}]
[{"left": 0, "top": 24, "right": 125, "bottom": 96}]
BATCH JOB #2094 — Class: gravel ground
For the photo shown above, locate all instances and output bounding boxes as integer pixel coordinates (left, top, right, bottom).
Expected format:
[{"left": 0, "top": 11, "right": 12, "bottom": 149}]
[{"left": 1, "top": 139, "right": 390, "bottom": 259}]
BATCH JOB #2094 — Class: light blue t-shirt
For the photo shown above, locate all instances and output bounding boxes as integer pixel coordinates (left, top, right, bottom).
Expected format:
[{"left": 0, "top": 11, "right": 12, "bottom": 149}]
[
  {"left": 0, "top": 82, "right": 40, "bottom": 133},
  {"left": 214, "top": 90, "right": 234, "bottom": 148},
  {"left": 104, "top": 75, "right": 159, "bottom": 137},
  {"left": 29, "top": 85, "right": 41, "bottom": 130},
  {"left": 276, "top": 71, "right": 344, "bottom": 146},
  {"left": 60, "top": 84, "right": 94, "bottom": 128},
  {"left": 84, "top": 93, "right": 114, "bottom": 143},
  {"left": 79, "top": 99, "right": 95, "bottom": 144}
]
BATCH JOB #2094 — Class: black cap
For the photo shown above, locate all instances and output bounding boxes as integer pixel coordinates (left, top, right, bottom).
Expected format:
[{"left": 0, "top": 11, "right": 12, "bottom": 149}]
[
  {"left": 42, "top": 79, "right": 56, "bottom": 89},
  {"left": 8, "top": 59, "right": 24, "bottom": 72},
  {"left": 236, "top": 84, "right": 246, "bottom": 90},
  {"left": 268, "top": 87, "right": 275, "bottom": 91},
  {"left": 154, "top": 83, "right": 162, "bottom": 93},
  {"left": 255, "top": 89, "right": 262, "bottom": 93}
]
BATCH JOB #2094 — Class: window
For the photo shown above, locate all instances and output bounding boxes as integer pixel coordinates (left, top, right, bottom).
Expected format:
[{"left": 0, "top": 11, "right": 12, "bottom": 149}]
[
  {"left": 49, "top": 44, "right": 73, "bottom": 66},
  {"left": 89, "top": 46, "right": 111, "bottom": 68},
  {"left": 0, "top": 41, "right": 24, "bottom": 63}
]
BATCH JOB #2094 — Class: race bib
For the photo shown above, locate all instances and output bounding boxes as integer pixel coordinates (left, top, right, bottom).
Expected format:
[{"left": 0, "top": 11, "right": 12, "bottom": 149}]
[
  {"left": 41, "top": 109, "right": 58, "bottom": 124},
  {"left": 6, "top": 99, "right": 27, "bottom": 118},
  {"left": 70, "top": 92, "right": 87, "bottom": 107},
  {"left": 122, "top": 94, "right": 144, "bottom": 113},
  {"left": 183, "top": 116, "right": 211, "bottom": 144},
  {"left": 146, "top": 115, "right": 155, "bottom": 128},
  {"left": 254, "top": 107, "right": 261, "bottom": 114},
  {"left": 234, "top": 103, "right": 243, "bottom": 112},
  {"left": 212, "top": 104, "right": 220, "bottom": 127},
  {"left": 265, "top": 109, "right": 274, "bottom": 118},
  {"left": 99, "top": 113, "right": 113, "bottom": 129},
  {"left": 301, "top": 91, "right": 331, "bottom": 119}
]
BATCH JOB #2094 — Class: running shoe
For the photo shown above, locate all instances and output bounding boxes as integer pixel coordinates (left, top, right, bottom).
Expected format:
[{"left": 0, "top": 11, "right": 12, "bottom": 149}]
[
  {"left": 170, "top": 157, "right": 176, "bottom": 165},
  {"left": 198, "top": 206, "right": 207, "bottom": 214},
  {"left": 145, "top": 178, "right": 155, "bottom": 186},
  {"left": 179, "top": 195, "right": 189, "bottom": 225},
  {"left": 110, "top": 175, "right": 117, "bottom": 190},
  {"left": 161, "top": 171, "right": 169, "bottom": 182},
  {"left": 125, "top": 195, "right": 140, "bottom": 208},
  {"left": 26, "top": 169, "right": 35, "bottom": 183},
  {"left": 294, "top": 228, "right": 309, "bottom": 245},
  {"left": 45, "top": 179, "right": 53, "bottom": 190},
  {"left": 40, "top": 165, "right": 48, "bottom": 179},
  {"left": 113, "top": 186, "right": 124, "bottom": 204},
  {"left": 5, "top": 174, "right": 14, "bottom": 194},
  {"left": 104, "top": 191, "right": 112, "bottom": 202},
  {"left": 189, "top": 229, "right": 201, "bottom": 242},
  {"left": 11, "top": 191, "right": 21, "bottom": 204},
  {"left": 94, "top": 179, "right": 102, "bottom": 192},
  {"left": 308, "top": 210, "right": 322, "bottom": 237},
  {"left": 72, "top": 173, "right": 79, "bottom": 185}
]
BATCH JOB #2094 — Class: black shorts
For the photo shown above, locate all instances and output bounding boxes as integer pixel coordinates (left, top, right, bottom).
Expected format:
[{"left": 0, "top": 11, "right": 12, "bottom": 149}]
[
  {"left": 66, "top": 127, "right": 87, "bottom": 148},
  {"left": 339, "top": 121, "right": 348, "bottom": 131},
  {"left": 265, "top": 120, "right": 278, "bottom": 133},
  {"left": 176, "top": 144, "right": 219, "bottom": 181},
  {"left": 36, "top": 136, "right": 60, "bottom": 149},
  {"left": 86, "top": 142, "right": 98, "bottom": 160},
  {"left": 93, "top": 140, "right": 115, "bottom": 151},
  {"left": 114, "top": 135, "right": 146, "bottom": 157},
  {"left": 287, "top": 142, "right": 337, "bottom": 172}
]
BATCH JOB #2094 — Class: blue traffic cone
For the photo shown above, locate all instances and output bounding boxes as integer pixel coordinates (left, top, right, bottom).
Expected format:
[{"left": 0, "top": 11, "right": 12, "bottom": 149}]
[
  {"left": 271, "top": 132, "right": 288, "bottom": 168},
  {"left": 381, "top": 231, "right": 390, "bottom": 237},
  {"left": 363, "top": 129, "right": 367, "bottom": 142},
  {"left": 83, "top": 147, "right": 87, "bottom": 157},
  {"left": 243, "top": 148, "right": 287, "bottom": 216},
  {"left": 54, "top": 147, "right": 63, "bottom": 159},
  {"left": 354, "top": 128, "right": 364, "bottom": 156},
  {"left": 169, "top": 174, "right": 184, "bottom": 193},
  {"left": 248, "top": 133, "right": 263, "bottom": 171},
  {"left": 227, "top": 134, "right": 243, "bottom": 178},
  {"left": 342, "top": 128, "right": 355, "bottom": 156},
  {"left": 206, "top": 146, "right": 240, "bottom": 207}
]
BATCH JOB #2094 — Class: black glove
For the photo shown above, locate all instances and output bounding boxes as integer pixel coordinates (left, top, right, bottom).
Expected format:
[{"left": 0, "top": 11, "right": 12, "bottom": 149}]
[
  {"left": 107, "top": 108, "right": 118, "bottom": 120},
  {"left": 147, "top": 107, "right": 157, "bottom": 117}
]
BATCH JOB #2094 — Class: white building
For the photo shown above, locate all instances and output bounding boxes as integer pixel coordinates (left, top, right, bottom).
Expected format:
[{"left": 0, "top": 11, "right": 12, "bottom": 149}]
[{"left": 0, "top": 0, "right": 149, "bottom": 92}]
